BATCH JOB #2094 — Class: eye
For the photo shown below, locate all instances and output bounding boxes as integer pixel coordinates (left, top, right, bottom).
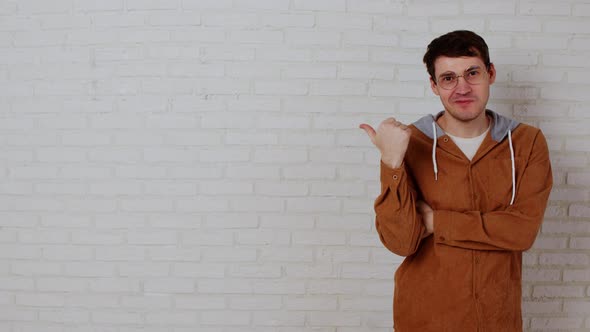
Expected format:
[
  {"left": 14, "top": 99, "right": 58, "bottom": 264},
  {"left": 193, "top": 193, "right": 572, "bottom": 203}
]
[
  {"left": 440, "top": 75, "right": 455, "bottom": 82},
  {"left": 467, "top": 70, "right": 481, "bottom": 77}
]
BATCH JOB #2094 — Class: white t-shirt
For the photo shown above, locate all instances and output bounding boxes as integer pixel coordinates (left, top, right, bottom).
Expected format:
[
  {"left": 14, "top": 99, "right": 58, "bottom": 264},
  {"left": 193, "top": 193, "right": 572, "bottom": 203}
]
[{"left": 446, "top": 127, "right": 490, "bottom": 161}]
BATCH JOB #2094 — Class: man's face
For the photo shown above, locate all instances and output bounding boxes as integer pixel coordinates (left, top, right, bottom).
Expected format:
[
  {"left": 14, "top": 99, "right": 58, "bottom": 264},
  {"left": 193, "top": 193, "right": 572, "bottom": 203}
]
[{"left": 429, "top": 56, "right": 495, "bottom": 123}]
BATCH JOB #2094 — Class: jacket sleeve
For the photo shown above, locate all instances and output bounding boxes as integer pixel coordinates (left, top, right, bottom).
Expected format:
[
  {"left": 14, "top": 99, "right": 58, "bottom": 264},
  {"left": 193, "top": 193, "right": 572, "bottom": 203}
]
[
  {"left": 432, "top": 130, "right": 553, "bottom": 251},
  {"left": 374, "top": 160, "right": 426, "bottom": 257}
]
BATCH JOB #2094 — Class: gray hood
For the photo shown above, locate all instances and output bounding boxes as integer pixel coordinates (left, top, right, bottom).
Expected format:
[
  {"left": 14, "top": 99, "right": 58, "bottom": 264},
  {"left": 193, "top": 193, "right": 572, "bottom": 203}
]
[{"left": 412, "top": 109, "right": 520, "bottom": 142}]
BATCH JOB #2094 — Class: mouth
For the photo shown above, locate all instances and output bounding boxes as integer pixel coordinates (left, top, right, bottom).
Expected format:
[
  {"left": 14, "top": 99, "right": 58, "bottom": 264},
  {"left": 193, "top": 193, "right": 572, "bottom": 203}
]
[{"left": 454, "top": 99, "right": 475, "bottom": 105}]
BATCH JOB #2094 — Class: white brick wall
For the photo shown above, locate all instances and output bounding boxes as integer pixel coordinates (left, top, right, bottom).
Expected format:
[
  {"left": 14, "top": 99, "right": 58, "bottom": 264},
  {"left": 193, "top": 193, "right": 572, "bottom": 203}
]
[{"left": 0, "top": 0, "right": 588, "bottom": 331}]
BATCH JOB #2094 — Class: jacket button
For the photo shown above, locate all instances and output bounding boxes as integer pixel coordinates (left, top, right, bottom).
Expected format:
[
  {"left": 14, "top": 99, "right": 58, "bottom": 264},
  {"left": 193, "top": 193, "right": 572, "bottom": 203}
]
[
  {"left": 393, "top": 175, "right": 398, "bottom": 180},
  {"left": 443, "top": 137, "right": 449, "bottom": 142}
]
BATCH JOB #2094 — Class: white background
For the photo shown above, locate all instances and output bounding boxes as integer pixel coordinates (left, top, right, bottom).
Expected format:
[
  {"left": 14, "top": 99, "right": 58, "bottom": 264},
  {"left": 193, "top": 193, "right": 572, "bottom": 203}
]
[{"left": 0, "top": 0, "right": 589, "bottom": 331}]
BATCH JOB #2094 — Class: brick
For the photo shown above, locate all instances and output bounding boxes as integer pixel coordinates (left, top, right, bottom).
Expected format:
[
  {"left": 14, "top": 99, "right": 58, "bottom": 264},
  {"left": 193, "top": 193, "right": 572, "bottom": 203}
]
[
  {"left": 281, "top": 132, "right": 335, "bottom": 146},
  {"left": 119, "top": 263, "right": 169, "bottom": 277},
  {"left": 227, "top": 63, "right": 281, "bottom": 78},
  {"left": 287, "top": 30, "right": 340, "bottom": 46},
  {"left": 347, "top": 0, "right": 403, "bottom": 14},
  {"left": 230, "top": 197, "right": 284, "bottom": 212},
  {"left": 549, "top": 189, "right": 590, "bottom": 201},
  {"left": 522, "top": 268, "right": 561, "bottom": 282},
  {"left": 253, "top": 311, "right": 305, "bottom": 326},
  {"left": 286, "top": 197, "right": 340, "bottom": 213},
  {"left": 374, "top": 17, "right": 428, "bottom": 32},
  {"left": 256, "top": 47, "right": 312, "bottom": 62},
  {"left": 74, "top": 0, "right": 123, "bottom": 11},
  {"left": 198, "top": 279, "right": 250, "bottom": 294},
  {"left": 230, "top": 295, "right": 281, "bottom": 310},
  {"left": 148, "top": 12, "right": 201, "bottom": 26},
  {"left": 564, "top": 301, "right": 590, "bottom": 313},
  {"left": 490, "top": 18, "right": 541, "bottom": 32},
  {"left": 230, "top": 30, "right": 283, "bottom": 44},
  {"left": 38, "top": 309, "right": 90, "bottom": 323},
  {"left": 520, "top": 2, "right": 571, "bottom": 15},
  {"left": 257, "top": 115, "right": 310, "bottom": 129},
  {"left": 522, "top": 301, "right": 562, "bottom": 314},
  {"left": 407, "top": 2, "right": 460, "bottom": 16},
  {"left": 343, "top": 31, "right": 398, "bottom": 47},
  {"left": 431, "top": 19, "right": 485, "bottom": 33},
  {"left": 144, "top": 278, "right": 195, "bottom": 293},
  {"left": 255, "top": 80, "right": 308, "bottom": 95},
  {"left": 569, "top": 205, "right": 590, "bottom": 218},
  {"left": 237, "top": 230, "right": 290, "bottom": 245},
  {"left": 145, "top": 311, "right": 197, "bottom": 325},
  {"left": 202, "top": 13, "right": 258, "bottom": 27},
  {"left": 255, "top": 182, "right": 308, "bottom": 196},
  {"left": 370, "top": 82, "right": 424, "bottom": 98},
  {"left": 531, "top": 236, "right": 568, "bottom": 249},
  {"left": 564, "top": 269, "right": 590, "bottom": 282},
  {"left": 260, "top": 215, "right": 314, "bottom": 229},
  {"left": 18, "top": 0, "right": 71, "bottom": 13},
  {"left": 229, "top": 264, "right": 281, "bottom": 278},
  {"left": 199, "top": 148, "right": 250, "bottom": 162},
  {"left": 226, "top": 132, "right": 278, "bottom": 145},
  {"left": 181, "top": 0, "right": 232, "bottom": 9},
  {"left": 226, "top": 165, "right": 280, "bottom": 179},
  {"left": 182, "top": 231, "right": 233, "bottom": 246},
  {"left": 293, "top": 231, "right": 346, "bottom": 245},
  {"left": 543, "top": 54, "right": 588, "bottom": 67},
  {"left": 293, "top": 0, "right": 345, "bottom": 11},
  {"left": 233, "top": 0, "right": 289, "bottom": 10},
  {"left": 533, "top": 286, "right": 585, "bottom": 298},
  {"left": 254, "top": 148, "right": 307, "bottom": 163},
  {"left": 531, "top": 317, "right": 583, "bottom": 329},
  {"left": 37, "top": 277, "right": 88, "bottom": 292},
  {"left": 539, "top": 253, "right": 589, "bottom": 266},
  {"left": 543, "top": 221, "right": 590, "bottom": 234},
  {"left": 89, "top": 278, "right": 141, "bottom": 293},
  {"left": 205, "top": 214, "right": 258, "bottom": 228},
  {"left": 253, "top": 280, "right": 305, "bottom": 295},
  {"left": 127, "top": 0, "right": 177, "bottom": 10},
  {"left": 309, "top": 311, "right": 361, "bottom": 326},
  {"left": 261, "top": 14, "right": 315, "bottom": 28},
  {"left": 464, "top": 0, "right": 515, "bottom": 14},
  {"left": 201, "top": 311, "right": 250, "bottom": 326}
]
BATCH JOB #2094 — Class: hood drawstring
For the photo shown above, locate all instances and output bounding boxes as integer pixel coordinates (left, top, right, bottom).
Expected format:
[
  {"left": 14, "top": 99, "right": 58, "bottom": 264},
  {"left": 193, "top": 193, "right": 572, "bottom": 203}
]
[
  {"left": 508, "top": 129, "right": 515, "bottom": 205},
  {"left": 432, "top": 121, "right": 438, "bottom": 181}
]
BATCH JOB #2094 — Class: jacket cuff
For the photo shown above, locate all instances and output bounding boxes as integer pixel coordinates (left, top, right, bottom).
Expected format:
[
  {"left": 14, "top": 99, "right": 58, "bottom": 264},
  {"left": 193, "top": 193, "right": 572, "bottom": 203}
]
[
  {"left": 433, "top": 210, "right": 453, "bottom": 244},
  {"left": 380, "top": 160, "right": 405, "bottom": 189}
]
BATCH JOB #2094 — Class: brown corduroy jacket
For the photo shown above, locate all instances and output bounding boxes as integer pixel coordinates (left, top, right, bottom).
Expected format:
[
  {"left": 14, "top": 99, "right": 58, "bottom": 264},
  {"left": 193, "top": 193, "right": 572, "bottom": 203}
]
[{"left": 375, "top": 110, "right": 553, "bottom": 332}]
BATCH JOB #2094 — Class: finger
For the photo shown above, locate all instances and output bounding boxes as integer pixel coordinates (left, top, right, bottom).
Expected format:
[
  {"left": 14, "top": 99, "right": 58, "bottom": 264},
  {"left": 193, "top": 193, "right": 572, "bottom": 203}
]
[
  {"left": 358, "top": 124, "right": 377, "bottom": 144},
  {"left": 399, "top": 124, "right": 409, "bottom": 130}
]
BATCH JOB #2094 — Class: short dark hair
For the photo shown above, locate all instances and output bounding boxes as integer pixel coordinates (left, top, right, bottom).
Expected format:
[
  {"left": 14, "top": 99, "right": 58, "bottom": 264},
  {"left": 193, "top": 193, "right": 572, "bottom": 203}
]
[{"left": 423, "top": 30, "right": 491, "bottom": 81}]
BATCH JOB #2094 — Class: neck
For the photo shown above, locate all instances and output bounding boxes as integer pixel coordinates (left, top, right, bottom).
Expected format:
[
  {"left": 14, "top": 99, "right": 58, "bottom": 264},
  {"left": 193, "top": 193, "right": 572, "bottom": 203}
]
[{"left": 437, "top": 111, "right": 490, "bottom": 138}]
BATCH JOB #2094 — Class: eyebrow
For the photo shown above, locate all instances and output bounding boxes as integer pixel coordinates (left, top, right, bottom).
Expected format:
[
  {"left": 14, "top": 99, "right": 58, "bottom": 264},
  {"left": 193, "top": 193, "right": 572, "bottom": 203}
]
[{"left": 438, "top": 65, "right": 482, "bottom": 78}]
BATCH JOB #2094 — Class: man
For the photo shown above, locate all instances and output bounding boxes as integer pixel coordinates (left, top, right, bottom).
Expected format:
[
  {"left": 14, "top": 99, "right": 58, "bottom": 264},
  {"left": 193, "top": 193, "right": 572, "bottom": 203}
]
[{"left": 359, "top": 30, "right": 553, "bottom": 331}]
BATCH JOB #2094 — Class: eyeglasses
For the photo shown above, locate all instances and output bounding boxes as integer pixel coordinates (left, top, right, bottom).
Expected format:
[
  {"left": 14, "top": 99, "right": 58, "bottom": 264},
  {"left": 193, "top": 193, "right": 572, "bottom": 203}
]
[{"left": 436, "top": 67, "right": 488, "bottom": 90}]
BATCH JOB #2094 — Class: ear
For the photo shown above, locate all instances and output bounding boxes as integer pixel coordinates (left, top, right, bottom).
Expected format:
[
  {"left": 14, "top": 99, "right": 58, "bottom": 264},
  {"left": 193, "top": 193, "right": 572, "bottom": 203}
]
[
  {"left": 430, "top": 77, "right": 440, "bottom": 96},
  {"left": 487, "top": 63, "right": 496, "bottom": 85}
]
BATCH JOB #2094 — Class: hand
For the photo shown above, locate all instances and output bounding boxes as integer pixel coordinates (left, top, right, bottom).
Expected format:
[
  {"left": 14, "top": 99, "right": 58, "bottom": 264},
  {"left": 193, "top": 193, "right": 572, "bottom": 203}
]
[
  {"left": 359, "top": 118, "right": 411, "bottom": 168},
  {"left": 416, "top": 200, "right": 434, "bottom": 236}
]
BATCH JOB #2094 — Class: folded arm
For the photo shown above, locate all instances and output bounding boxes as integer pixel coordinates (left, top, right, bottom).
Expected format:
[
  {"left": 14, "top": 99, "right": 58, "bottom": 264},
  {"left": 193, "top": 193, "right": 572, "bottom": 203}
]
[{"left": 431, "top": 131, "right": 553, "bottom": 251}]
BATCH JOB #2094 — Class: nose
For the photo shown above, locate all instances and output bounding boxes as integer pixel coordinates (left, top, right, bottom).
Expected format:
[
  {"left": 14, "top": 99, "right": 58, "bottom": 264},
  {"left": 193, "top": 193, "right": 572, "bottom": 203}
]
[{"left": 454, "top": 76, "right": 472, "bottom": 94}]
